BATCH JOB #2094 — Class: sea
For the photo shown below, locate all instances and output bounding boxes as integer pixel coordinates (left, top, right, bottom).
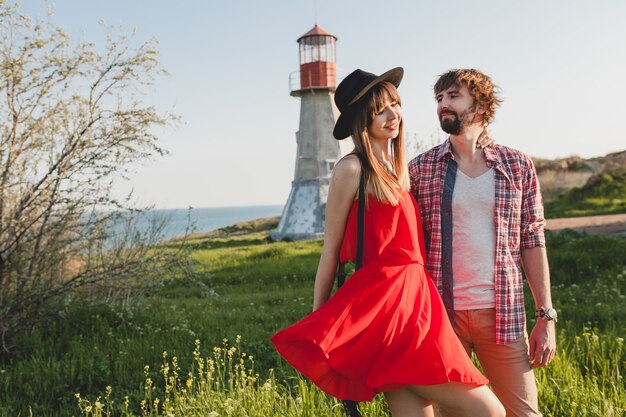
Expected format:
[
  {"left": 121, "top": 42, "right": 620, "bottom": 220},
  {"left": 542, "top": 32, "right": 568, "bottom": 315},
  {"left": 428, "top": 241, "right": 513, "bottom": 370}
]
[{"left": 132, "top": 205, "right": 284, "bottom": 242}]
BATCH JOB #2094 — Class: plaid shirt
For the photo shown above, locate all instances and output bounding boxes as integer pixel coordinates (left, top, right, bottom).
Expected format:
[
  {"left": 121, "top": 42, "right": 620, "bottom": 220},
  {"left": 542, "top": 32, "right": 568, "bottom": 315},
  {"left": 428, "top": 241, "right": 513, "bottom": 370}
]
[{"left": 409, "top": 139, "right": 546, "bottom": 344}]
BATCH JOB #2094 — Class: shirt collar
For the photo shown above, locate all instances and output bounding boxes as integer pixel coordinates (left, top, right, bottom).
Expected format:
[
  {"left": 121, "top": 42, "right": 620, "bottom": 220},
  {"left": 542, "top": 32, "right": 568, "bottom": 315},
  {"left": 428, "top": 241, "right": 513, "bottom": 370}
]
[
  {"left": 435, "top": 138, "right": 453, "bottom": 161},
  {"left": 483, "top": 143, "right": 503, "bottom": 168},
  {"left": 437, "top": 137, "right": 504, "bottom": 168}
]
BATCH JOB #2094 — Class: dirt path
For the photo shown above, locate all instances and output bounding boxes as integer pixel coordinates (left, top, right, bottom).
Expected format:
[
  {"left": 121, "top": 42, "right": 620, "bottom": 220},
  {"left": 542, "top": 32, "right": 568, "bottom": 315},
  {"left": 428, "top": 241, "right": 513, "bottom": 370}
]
[{"left": 546, "top": 213, "right": 626, "bottom": 236}]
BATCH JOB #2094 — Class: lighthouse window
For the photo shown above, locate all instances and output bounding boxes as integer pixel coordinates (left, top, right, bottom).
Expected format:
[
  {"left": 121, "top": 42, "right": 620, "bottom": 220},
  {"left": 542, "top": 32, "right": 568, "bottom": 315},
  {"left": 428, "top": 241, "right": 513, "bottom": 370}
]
[
  {"left": 311, "top": 40, "right": 320, "bottom": 62},
  {"left": 327, "top": 39, "right": 336, "bottom": 62},
  {"left": 300, "top": 36, "right": 336, "bottom": 64}
]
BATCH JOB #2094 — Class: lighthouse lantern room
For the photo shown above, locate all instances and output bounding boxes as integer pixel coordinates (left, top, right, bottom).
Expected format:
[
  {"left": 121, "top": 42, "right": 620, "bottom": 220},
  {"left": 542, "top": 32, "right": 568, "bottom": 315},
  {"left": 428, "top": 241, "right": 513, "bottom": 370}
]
[{"left": 297, "top": 25, "right": 337, "bottom": 91}]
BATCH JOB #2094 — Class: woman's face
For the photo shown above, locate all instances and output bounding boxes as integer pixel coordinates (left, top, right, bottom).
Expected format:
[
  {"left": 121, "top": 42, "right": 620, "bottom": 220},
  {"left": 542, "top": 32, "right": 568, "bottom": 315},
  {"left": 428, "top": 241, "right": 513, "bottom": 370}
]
[{"left": 368, "top": 98, "right": 402, "bottom": 141}]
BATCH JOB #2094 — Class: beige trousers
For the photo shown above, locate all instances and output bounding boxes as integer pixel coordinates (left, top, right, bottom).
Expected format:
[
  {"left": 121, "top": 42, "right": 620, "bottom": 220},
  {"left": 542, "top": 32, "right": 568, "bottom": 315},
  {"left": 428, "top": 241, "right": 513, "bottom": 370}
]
[{"left": 444, "top": 308, "right": 542, "bottom": 417}]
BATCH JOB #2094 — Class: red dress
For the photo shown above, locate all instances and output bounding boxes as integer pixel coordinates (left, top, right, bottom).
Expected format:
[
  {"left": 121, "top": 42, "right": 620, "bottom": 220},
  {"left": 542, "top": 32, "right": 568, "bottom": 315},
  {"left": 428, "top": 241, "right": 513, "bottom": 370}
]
[{"left": 271, "top": 191, "right": 488, "bottom": 401}]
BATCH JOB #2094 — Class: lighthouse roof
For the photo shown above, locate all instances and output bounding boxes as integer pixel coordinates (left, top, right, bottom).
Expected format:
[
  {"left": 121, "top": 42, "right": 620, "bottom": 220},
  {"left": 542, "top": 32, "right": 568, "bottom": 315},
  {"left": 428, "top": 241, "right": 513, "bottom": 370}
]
[{"left": 297, "top": 24, "right": 337, "bottom": 42}]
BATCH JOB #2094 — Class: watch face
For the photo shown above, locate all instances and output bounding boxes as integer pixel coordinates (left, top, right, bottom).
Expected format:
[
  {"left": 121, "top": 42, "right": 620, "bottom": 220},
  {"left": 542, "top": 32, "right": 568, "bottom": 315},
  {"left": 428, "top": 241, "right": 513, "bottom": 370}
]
[
  {"left": 546, "top": 308, "right": 558, "bottom": 320},
  {"left": 536, "top": 307, "right": 558, "bottom": 322}
]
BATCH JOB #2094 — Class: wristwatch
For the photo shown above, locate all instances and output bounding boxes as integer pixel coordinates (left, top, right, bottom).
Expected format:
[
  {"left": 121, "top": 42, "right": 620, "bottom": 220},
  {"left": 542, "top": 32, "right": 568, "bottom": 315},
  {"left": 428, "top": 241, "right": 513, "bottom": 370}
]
[{"left": 536, "top": 307, "right": 558, "bottom": 323}]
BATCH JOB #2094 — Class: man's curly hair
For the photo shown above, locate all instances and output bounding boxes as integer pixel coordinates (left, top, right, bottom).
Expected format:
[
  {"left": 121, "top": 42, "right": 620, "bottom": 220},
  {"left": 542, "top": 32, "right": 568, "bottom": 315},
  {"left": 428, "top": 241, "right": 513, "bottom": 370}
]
[{"left": 434, "top": 69, "right": 502, "bottom": 125}]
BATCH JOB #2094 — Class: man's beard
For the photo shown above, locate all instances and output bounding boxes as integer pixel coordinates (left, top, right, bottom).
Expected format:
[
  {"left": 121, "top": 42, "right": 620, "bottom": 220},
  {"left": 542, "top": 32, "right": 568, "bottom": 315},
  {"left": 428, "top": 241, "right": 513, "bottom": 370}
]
[{"left": 439, "top": 104, "right": 477, "bottom": 135}]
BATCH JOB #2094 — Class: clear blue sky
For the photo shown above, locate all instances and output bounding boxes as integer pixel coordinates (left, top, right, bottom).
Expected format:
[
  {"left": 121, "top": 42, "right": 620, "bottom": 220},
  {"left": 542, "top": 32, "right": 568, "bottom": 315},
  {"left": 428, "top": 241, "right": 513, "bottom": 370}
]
[{"left": 18, "top": 1, "right": 626, "bottom": 208}]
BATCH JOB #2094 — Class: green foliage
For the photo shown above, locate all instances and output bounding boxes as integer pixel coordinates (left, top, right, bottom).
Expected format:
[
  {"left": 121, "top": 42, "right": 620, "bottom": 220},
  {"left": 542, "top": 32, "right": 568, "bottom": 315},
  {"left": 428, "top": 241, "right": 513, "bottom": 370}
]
[
  {"left": 541, "top": 231, "right": 626, "bottom": 327},
  {"left": 74, "top": 337, "right": 391, "bottom": 417},
  {"left": 0, "top": 228, "right": 624, "bottom": 417},
  {"left": 535, "top": 325, "right": 625, "bottom": 417},
  {"left": 0, "top": 229, "right": 321, "bottom": 416},
  {"left": 544, "top": 169, "right": 626, "bottom": 218},
  {"left": 72, "top": 331, "right": 625, "bottom": 417}
]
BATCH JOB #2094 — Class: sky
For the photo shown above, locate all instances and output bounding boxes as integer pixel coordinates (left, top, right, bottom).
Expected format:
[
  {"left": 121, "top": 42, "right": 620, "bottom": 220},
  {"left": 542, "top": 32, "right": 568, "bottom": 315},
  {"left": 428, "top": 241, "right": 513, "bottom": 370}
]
[{"left": 17, "top": 0, "right": 626, "bottom": 209}]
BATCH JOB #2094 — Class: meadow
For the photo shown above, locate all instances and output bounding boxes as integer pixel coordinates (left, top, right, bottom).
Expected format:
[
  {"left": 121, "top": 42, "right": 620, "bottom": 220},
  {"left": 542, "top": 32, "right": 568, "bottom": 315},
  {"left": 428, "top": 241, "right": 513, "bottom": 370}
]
[
  {"left": 542, "top": 169, "right": 626, "bottom": 218},
  {"left": 0, "top": 221, "right": 624, "bottom": 417}
]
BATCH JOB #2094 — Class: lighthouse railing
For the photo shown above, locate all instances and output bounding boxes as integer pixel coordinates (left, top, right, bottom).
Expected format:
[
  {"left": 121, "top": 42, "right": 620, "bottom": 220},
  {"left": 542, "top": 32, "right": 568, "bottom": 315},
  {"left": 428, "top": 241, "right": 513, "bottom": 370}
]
[{"left": 289, "top": 71, "right": 301, "bottom": 93}]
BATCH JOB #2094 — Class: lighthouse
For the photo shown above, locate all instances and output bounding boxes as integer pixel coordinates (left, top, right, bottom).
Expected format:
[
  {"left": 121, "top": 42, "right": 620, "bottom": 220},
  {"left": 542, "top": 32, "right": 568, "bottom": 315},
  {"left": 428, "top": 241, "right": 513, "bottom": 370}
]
[{"left": 271, "top": 25, "right": 350, "bottom": 241}]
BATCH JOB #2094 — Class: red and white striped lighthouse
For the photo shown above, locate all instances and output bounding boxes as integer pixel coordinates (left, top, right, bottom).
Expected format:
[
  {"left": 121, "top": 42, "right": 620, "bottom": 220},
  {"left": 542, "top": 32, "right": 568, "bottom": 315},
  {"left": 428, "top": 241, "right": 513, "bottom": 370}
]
[{"left": 272, "top": 25, "right": 350, "bottom": 240}]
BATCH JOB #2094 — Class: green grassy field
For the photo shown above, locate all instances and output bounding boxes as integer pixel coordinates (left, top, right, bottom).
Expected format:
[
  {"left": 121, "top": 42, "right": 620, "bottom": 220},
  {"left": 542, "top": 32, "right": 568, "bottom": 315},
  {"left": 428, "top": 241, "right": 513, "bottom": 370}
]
[
  {"left": 0, "top": 223, "right": 624, "bottom": 416},
  {"left": 544, "top": 169, "right": 626, "bottom": 218}
]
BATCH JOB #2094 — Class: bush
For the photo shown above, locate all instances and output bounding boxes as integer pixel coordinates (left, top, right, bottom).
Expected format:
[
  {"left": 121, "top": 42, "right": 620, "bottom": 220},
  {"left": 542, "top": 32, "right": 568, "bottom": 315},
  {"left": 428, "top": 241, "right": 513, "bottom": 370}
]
[{"left": 0, "top": 3, "right": 182, "bottom": 350}]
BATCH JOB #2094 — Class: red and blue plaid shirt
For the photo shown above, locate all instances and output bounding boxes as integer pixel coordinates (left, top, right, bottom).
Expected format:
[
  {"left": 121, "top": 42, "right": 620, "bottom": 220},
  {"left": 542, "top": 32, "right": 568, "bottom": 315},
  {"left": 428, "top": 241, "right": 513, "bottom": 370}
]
[{"left": 409, "top": 139, "right": 546, "bottom": 344}]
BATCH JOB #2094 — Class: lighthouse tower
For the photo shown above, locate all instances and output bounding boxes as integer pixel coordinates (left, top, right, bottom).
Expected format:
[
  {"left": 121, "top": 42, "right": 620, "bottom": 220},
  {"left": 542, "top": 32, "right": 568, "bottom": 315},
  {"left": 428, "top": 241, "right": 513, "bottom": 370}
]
[{"left": 271, "top": 25, "right": 350, "bottom": 241}]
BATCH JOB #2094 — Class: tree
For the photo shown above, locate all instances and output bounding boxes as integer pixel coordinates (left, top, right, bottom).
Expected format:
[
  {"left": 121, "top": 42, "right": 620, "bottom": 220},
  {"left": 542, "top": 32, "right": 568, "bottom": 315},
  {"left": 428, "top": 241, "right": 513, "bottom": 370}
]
[{"left": 0, "top": 3, "right": 184, "bottom": 351}]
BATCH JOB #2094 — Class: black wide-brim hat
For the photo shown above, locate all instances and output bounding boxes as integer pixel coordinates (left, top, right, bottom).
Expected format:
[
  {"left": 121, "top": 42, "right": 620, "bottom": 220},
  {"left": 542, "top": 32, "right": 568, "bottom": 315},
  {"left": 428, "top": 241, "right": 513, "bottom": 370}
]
[{"left": 333, "top": 67, "right": 404, "bottom": 140}]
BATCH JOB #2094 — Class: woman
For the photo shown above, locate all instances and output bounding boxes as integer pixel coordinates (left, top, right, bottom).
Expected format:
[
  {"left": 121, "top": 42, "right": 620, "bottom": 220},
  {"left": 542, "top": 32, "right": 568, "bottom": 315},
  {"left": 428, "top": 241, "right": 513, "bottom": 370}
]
[{"left": 272, "top": 67, "right": 504, "bottom": 417}]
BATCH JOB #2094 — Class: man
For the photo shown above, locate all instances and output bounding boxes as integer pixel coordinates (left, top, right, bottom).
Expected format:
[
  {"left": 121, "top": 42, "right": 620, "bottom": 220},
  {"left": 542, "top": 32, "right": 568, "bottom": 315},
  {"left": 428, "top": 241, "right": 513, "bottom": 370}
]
[{"left": 409, "top": 69, "right": 556, "bottom": 417}]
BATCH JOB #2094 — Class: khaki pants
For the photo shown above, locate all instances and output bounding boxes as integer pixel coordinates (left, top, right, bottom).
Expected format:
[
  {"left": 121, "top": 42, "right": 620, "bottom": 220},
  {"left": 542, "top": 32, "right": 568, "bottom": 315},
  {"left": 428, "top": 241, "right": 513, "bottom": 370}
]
[{"left": 445, "top": 308, "right": 541, "bottom": 417}]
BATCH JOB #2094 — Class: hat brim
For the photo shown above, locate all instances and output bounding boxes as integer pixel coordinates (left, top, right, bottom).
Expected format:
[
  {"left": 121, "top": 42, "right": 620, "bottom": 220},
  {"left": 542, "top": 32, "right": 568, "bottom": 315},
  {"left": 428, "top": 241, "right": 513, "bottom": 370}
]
[{"left": 333, "top": 67, "right": 404, "bottom": 140}]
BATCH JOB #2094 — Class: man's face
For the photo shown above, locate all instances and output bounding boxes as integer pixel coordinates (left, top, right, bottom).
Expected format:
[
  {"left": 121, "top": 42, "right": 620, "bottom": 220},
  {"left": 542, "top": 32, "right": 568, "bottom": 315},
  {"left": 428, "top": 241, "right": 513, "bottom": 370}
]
[{"left": 436, "top": 84, "right": 479, "bottom": 135}]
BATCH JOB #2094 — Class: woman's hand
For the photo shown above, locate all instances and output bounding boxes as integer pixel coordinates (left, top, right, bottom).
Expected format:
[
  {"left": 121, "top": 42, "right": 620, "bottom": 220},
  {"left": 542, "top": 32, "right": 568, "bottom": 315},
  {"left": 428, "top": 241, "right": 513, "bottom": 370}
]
[{"left": 476, "top": 129, "right": 495, "bottom": 148}]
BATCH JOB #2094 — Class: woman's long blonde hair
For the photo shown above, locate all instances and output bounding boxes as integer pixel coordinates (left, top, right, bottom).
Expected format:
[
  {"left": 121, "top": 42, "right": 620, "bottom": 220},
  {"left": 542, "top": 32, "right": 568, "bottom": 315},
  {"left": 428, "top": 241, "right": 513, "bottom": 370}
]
[{"left": 349, "top": 81, "right": 409, "bottom": 205}]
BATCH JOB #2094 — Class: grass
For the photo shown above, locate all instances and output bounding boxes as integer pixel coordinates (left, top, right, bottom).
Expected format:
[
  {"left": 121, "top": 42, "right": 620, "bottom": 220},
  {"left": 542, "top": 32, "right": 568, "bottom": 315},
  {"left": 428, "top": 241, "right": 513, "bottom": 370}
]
[
  {"left": 72, "top": 327, "right": 624, "bottom": 417},
  {"left": 0, "top": 220, "right": 624, "bottom": 417},
  {"left": 0, "top": 224, "right": 320, "bottom": 416},
  {"left": 74, "top": 337, "right": 391, "bottom": 417},
  {"left": 544, "top": 169, "right": 626, "bottom": 218}
]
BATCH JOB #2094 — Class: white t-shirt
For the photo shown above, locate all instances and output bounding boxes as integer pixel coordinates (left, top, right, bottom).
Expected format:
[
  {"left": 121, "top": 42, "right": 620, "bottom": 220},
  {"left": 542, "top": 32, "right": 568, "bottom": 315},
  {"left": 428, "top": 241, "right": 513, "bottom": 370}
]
[{"left": 452, "top": 168, "right": 496, "bottom": 310}]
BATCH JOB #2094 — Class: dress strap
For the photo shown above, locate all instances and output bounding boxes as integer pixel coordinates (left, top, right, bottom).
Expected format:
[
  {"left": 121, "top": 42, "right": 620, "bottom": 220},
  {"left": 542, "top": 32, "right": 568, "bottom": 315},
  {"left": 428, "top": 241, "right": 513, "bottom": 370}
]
[
  {"left": 355, "top": 167, "right": 365, "bottom": 270},
  {"left": 337, "top": 159, "right": 366, "bottom": 287},
  {"left": 339, "top": 157, "right": 366, "bottom": 417}
]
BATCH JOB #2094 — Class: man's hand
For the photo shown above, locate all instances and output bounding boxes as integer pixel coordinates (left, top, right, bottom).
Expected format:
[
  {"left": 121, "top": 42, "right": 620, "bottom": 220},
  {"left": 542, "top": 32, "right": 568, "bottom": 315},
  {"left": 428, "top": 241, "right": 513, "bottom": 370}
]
[{"left": 528, "top": 319, "right": 556, "bottom": 368}]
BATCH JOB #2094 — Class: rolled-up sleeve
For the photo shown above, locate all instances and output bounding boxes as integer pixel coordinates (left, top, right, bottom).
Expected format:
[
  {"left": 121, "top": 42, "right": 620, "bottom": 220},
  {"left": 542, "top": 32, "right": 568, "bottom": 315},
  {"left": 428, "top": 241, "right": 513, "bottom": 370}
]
[{"left": 520, "top": 157, "right": 546, "bottom": 249}]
